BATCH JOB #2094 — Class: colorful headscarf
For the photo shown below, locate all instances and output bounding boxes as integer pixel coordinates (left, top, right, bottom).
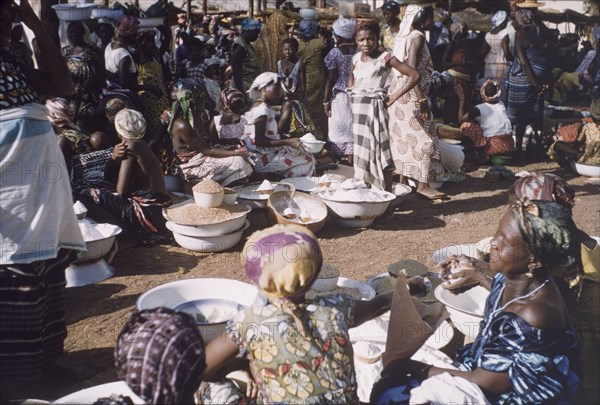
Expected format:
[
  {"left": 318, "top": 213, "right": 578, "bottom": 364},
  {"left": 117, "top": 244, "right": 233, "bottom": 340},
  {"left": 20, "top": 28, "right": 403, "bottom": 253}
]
[
  {"left": 167, "top": 81, "right": 205, "bottom": 133},
  {"left": 393, "top": 5, "right": 422, "bottom": 62},
  {"left": 116, "top": 15, "right": 140, "bottom": 37},
  {"left": 511, "top": 199, "right": 581, "bottom": 287},
  {"left": 480, "top": 79, "right": 502, "bottom": 103},
  {"left": 220, "top": 87, "right": 246, "bottom": 114},
  {"left": 114, "top": 108, "right": 146, "bottom": 140},
  {"left": 512, "top": 171, "right": 575, "bottom": 211},
  {"left": 247, "top": 72, "right": 280, "bottom": 101},
  {"left": 332, "top": 16, "right": 356, "bottom": 39},
  {"left": 46, "top": 98, "right": 75, "bottom": 128},
  {"left": 115, "top": 307, "right": 206, "bottom": 405},
  {"left": 241, "top": 18, "right": 261, "bottom": 33},
  {"left": 298, "top": 19, "right": 318, "bottom": 39},
  {"left": 381, "top": 1, "right": 401, "bottom": 14},
  {"left": 241, "top": 224, "right": 323, "bottom": 302},
  {"left": 491, "top": 10, "right": 508, "bottom": 29},
  {"left": 515, "top": 9, "right": 534, "bottom": 28}
]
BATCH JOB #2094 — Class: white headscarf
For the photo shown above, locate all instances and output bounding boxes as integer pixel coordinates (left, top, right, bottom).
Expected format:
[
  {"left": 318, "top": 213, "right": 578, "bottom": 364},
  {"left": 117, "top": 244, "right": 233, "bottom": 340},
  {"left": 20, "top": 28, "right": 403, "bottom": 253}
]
[
  {"left": 247, "top": 72, "right": 280, "bottom": 100},
  {"left": 393, "top": 4, "right": 423, "bottom": 63},
  {"left": 332, "top": 16, "right": 356, "bottom": 39}
]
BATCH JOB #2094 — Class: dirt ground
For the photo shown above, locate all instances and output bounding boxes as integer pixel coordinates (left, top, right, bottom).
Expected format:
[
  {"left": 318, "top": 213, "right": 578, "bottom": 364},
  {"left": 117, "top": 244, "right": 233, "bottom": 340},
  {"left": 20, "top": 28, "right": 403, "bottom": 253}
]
[{"left": 3, "top": 161, "right": 600, "bottom": 402}]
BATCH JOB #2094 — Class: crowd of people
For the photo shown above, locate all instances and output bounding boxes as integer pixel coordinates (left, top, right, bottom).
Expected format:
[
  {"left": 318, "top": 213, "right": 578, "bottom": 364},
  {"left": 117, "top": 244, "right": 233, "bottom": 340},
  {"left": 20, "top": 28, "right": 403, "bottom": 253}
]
[{"left": 0, "top": 0, "right": 599, "bottom": 403}]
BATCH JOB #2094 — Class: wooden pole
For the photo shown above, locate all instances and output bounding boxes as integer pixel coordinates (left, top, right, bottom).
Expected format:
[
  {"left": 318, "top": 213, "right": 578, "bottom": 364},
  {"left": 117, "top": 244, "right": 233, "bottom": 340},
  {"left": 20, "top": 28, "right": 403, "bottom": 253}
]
[
  {"left": 372, "top": 0, "right": 376, "bottom": 12},
  {"left": 249, "top": 0, "right": 254, "bottom": 18},
  {"left": 257, "top": 0, "right": 262, "bottom": 13},
  {"left": 186, "top": 0, "right": 191, "bottom": 26},
  {"left": 203, "top": 0, "right": 208, "bottom": 16}
]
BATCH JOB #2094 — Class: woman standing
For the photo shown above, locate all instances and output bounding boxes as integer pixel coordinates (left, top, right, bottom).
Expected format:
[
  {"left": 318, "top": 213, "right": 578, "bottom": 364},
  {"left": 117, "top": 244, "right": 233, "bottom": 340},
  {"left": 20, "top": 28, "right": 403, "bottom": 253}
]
[
  {"left": 506, "top": 9, "right": 552, "bottom": 155},
  {"left": 388, "top": 5, "right": 443, "bottom": 200},
  {"left": 380, "top": 0, "right": 402, "bottom": 53},
  {"left": 323, "top": 16, "right": 356, "bottom": 162},
  {"left": 297, "top": 19, "right": 328, "bottom": 138},
  {"left": 349, "top": 20, "right": 420, "bottom": 192},
  {"left": 482, "top": 11, "right": 511, "bottom": 84},
  {"left": 63, "top": 21, "right": 104, "bottom": 123}
]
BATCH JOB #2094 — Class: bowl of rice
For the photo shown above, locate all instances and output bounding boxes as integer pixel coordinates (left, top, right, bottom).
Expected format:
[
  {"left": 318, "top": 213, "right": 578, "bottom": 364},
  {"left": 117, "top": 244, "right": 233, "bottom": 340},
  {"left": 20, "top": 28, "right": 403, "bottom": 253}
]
[
  {"left": 193, "top": 179, "right": 224, "bottom": 208},
  {"left": 163, "top": 200, "right": 251, "bottom": 236}
]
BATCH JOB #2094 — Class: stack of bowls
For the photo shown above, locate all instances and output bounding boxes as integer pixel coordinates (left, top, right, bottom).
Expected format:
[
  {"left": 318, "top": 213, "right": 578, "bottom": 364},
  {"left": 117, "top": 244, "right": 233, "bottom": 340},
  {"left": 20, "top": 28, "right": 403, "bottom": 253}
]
[{"left": 163, "top": 180, "right": 251, "bottom": 252}]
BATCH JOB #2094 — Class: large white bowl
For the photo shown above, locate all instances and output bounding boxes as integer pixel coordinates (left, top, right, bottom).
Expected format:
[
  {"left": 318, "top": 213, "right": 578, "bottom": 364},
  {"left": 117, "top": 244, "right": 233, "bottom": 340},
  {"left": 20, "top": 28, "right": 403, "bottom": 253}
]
[
  {"left": 90, "top": 7, "right": 124, "bottom": 21},
  {"left": 52, "top": 4, "right": 95, "bottom": 21},
  {"left": 174, "top": 298, "right": 243, "bottom": 343},
  {"left": 53, "top": 381, "right": 143, "bottom": 404},
  {"left": 575, "top": 162, "right": 600, "bottom": 177},
  {"left": 281, "top": 176, "right": 344, "bottom": 192},
  {"left": 77, "top": 223, "right": 122, "bottom": 262},
  {"left": 65, "top": 258, "right": 114, "bottom": 288},
  {"left": 432, "top": 244, "right": 478, "bottom": 263},
  {"left": 136, "top": 278, "right": 267, "bottom": 342},
  {"left": 299, "top": 8, "right": 318, "bottom": 19},
  {"left": 302, "top": 140, "right": 326, "bottom": 154},
  {"left": 236, "top": 182, "right": 295, "bottom": 210},
  {"left": 167, "top": 220, "right": 249, "bottom": 252},
  {"left": 163, "top": 201, "right": 251, "bottom": 236},
  {"left": 314, "top": 188, "right": 395, "bottom": 228},
  {"left": 434, "top": 284, "right": 489, "bottom": 342}
]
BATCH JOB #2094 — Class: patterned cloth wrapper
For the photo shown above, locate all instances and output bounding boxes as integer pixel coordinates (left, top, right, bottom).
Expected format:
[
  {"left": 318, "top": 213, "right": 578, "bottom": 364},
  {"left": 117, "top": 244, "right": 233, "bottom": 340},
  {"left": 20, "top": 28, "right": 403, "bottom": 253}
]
[
  {"left": 220, "top": 87, "right": 246, "bottom": 113},
  {"left": 115, "top": 307, "right": 206, "bottom": 404},
  {"left": 511, "top": 199, "right": 581, "bottom": 287},
  {"left": 114, "top": 108, "right": 146, "bottom": 140},
  {"left": 116, "top": 15, "right": 139, "bottom": 37},
  {"left": 242, "top": 224, "right": 322, "bottom": 302}
]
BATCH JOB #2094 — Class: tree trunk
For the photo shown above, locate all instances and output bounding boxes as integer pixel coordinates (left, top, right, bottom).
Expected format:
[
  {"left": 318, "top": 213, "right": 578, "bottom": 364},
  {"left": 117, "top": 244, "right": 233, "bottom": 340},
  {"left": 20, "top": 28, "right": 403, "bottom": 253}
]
[{"left": 40, "top": 0, "right": 60, "bottom": 49}]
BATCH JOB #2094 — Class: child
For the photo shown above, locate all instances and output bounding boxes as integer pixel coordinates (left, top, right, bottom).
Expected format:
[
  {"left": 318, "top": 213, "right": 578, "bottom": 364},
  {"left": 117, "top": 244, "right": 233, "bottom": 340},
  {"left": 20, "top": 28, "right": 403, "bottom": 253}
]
[
  {"left": 204, "top": 224, "right": 393, "bottom": 403},
  {"left": 277, "top": 37, "right": 306, "bottom": 100},
  {"left": 349, "top": 20, "right": 421, "bottom": 191}
]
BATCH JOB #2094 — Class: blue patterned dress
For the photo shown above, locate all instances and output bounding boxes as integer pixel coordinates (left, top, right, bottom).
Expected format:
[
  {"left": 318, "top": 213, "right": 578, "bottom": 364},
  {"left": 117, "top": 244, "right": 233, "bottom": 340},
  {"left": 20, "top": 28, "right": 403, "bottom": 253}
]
[{"left": 456, "top": 273, "right": 581, "bottom": 404}]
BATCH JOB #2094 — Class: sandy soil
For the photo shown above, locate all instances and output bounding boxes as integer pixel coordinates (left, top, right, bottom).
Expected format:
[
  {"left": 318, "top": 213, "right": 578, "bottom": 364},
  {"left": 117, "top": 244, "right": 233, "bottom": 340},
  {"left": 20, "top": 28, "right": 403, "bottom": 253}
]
[{"left": 3, "top": 161, "right": 599, "bottom": 402}]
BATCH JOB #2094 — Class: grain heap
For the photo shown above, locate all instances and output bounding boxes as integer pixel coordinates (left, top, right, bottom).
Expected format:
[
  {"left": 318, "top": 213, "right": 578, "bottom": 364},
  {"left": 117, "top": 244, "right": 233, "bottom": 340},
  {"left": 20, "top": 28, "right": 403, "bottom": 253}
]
[
  {"left": 192, "top": 179, "right": 224, "bottom": 194},
  {"left": 165, "top": 201, "right": 248, "bottom": 226}
]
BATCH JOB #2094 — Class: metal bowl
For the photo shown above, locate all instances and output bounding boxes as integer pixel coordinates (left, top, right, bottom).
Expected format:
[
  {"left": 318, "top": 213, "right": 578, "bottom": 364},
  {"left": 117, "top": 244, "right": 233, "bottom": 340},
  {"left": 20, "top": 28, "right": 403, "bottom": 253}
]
[
  {"left": 77, "top": 222, "right": 122, "bottom": 262},
  {"left": 174, "top": 298, "right": 243, "bottom": 343},
  {"left": 575, "top": 162, "right": 600, "bottom": 177},
  {"left": 434, "top": 285, "right": 488, "bottom": 342},
  {"left": 167, "top": 220, "right": 249, "bottom": 252},
  {"left": 65, "top": 258, "right": 114, "bottom": 288},
  {"left": 163, "top": 200, "right": 251, "bottom": 236},
  {"left": 235, "top": 182, "right": 296, "bottom": 210},
  {"left": 267, "top": 191, "right": 328, "bottom": 234}
]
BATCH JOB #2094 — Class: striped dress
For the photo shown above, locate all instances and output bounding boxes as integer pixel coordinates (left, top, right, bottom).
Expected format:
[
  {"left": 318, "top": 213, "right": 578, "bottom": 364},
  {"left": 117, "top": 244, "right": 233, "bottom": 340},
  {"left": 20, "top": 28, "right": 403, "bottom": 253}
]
[{"left": 350, "top": 51, "right": 394, "bottom": 190}]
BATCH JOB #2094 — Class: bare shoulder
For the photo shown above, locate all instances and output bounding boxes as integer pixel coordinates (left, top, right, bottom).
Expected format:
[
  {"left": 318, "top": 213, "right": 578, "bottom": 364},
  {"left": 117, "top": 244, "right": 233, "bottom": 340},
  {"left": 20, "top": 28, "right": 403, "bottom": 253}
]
[{"left": 512, "top": 298, "right": 566, "bottom": 330}]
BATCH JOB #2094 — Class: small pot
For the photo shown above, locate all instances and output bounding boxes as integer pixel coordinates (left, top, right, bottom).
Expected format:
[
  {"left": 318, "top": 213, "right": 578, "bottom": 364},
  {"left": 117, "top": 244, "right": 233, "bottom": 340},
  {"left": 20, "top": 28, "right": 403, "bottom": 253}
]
[{"left": 193, "top": 189, "right": 224, "bottom": 208}]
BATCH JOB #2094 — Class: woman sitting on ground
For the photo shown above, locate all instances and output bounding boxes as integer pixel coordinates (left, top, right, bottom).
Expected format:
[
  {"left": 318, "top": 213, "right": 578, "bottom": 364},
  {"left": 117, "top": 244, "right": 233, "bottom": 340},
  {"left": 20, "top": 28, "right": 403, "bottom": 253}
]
[
  {"left": 459, "top": 79, "right": 515, "bottom": 163},
  {"left": 208, "top": 88, "right": 248, "bottom": 146},
  {"left": 79, "top": 109, "right": 172, "bottom": 247},
  {"left": 204, "top": 224, "right": 393, "bottom": 403},
  {"left": 372, "top": 199, "right": 581, "bottom": 404},
  {"left": 242, "top": 72, "right": 315, "bottom": 178},
  {"left": 169, "top": 81, "right": 252, "bottom": 186}
]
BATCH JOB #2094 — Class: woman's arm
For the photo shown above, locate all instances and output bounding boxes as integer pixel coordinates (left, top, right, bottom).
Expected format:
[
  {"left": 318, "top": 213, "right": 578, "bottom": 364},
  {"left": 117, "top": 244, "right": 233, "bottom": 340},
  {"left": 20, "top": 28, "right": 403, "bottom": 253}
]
[
  {"left": 231, "top": 45, "right": 247, "bottom": 92},
  {"left": 323, "top": 68, "right": 338, "bottom": 117},
  {"left": 353, "top": 291, "right": 392, "bottom": 327},
  {"left": 515, "top": 32, "right": 540, "bottom": 90},
  {"left": 428, "top": 366, "right": 511, "bottom": 396},
  {"left": 204, "top": 333, "right": 240, "bottom": 377},
  {"left": 115, "top": 154, "right": 136, "bottom": 195},
  {"left": 347, "top": 64, "right": 355, "bottom": 89},
  {"left": 278, "top": 101, "right": 293, "bottom": 135},
  {"left": 253, "top": 114, "right": 302, "bottom": 149},
  {"left": 174, "top": 119, "right": 248, "bottom": 159},
  {"left": 16, "top": 0, "right": 73, "bottom": 97},
  {"left": 387, "top": 58, "right": 421, "bottom": 107},
  {"left": 501, "top": 34, "right": 512, "bottom": 62},
  {"left": 299, "top": 60, "right": 307, "bottom": 98}
]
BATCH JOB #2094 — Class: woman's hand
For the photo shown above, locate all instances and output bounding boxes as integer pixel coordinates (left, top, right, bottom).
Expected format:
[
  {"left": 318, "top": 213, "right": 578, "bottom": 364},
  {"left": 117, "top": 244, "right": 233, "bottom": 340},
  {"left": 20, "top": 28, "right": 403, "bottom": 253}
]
[
  {"left": 112, "top": 141, "right": 129, "bottom": 161},
  {"left": 323, "top": 102, "right": 331, "bottom": 117},
  {"left": 234, "top": 146, "right": 249, "bottom": 158},
  {"left": 435, "top": 254, "right": 492, "bottom": 294},
  {"left": 417, "top": 100, "right": 431, "bottom": 120},
  {"left": 286, "top": 138, "right": 302, "bottom": 149}
]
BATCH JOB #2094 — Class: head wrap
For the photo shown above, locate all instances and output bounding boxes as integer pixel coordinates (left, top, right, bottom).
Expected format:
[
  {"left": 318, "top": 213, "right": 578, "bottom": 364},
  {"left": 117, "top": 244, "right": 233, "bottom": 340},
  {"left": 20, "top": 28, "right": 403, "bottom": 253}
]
[
  {"left": 510, "top": 199, "right": 581, "bottom": 287},
  {"left": 298, "top": 19, "right": 318, "bottom": 40},
  {"left": 393, "top": 5, "right": 423, "bottom": 62},
  {"left": 480, "top": 79, "right": 502, "bottom": 103},
  {"left": 332, "top": 16, "right": 356, "bottom": 39},
  {"left": 381, "top": 1, "right": 401, "bottom": 14},
  {"left": 247, "top": 72, "right": 280, "bottom": 101},
  {"left": 241, "top": 18, "right": 261, "bottom": 33},
  {"left": 46, "top": 98, "right": 75, "bottom": 128},
  {"left": 515, "top": 9, "right": 534, "bottom": 28},
  {"left": 220, "top": 87, "right": 246, "bottom": 114},
  {"left": 167, "top": 80, "right": 206, "bottom": 133},
  {"left": 242, "top": 224, "right": 322, "bottom": 301},
  {"left": 491, "top": 10, "right": 508, "bottom": 29},
  {"left": 114, "top": 109, "right": 146, "bottom": 140},
  {"left": 116, "top": 15, "right": 140, "bottom": 37},
  {"left": 115, "top": 308, "right": 206, "bottom": 404},
  {"left": 204, "top": 56, "right": 225, "bottom": 69},
  {"left": 450, "top": 21, "right": 467, "bottom": 38},
  {"left": 512, "top": 172, "right": 575, "bottom": 211},
  {"left": 590, "top": 98, "right": 600, "bottom": 121}
]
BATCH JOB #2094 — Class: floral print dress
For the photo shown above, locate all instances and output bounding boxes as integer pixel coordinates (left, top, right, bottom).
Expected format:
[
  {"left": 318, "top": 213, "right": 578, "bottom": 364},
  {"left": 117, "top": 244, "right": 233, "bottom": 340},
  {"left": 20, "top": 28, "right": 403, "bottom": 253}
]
[{"left": 226, "top": 294, "right": 358, "bottom": 404}]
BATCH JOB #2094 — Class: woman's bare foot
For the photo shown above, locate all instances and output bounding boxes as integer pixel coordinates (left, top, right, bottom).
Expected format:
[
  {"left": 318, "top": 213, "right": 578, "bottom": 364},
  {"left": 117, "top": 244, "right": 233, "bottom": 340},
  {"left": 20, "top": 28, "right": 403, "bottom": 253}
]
[{"left": 415, "top": 182, "right": 446, "bottom": 200}]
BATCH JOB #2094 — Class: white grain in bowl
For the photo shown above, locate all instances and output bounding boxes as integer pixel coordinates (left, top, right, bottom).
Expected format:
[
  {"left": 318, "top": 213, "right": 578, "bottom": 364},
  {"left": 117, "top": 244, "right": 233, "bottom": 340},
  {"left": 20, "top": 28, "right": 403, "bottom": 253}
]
[{"left": 193, "top": 179, "right": 224, "bottom": 194}]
